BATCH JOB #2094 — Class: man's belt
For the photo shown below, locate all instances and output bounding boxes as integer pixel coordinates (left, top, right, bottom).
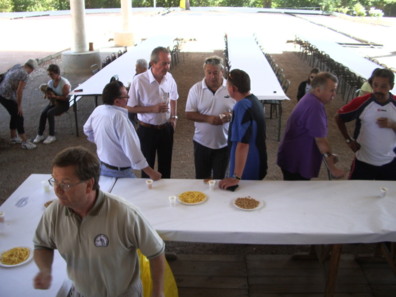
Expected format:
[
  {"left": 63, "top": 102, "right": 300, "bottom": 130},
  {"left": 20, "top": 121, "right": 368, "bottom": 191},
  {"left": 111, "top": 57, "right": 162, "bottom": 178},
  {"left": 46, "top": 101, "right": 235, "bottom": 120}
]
[
  {"left": 138, "top": 120, "right": 168, "bottom": 130},
  {"left": 101, "top": 161, "right": 131, "bottom": 171}
]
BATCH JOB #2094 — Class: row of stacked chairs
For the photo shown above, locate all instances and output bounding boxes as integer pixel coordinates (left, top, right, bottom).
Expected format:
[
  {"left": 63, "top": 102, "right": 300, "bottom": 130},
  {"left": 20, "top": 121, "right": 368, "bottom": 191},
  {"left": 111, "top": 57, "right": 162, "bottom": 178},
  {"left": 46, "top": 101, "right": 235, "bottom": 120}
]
[
  {"left": 295, "top": 37, "right": 367, "bottom": 103},
  {"left": 254, "top": 35, "right": 290, "bottom": 121},
  {"left": 102, "top": 47, "right": 128, "bottom": 69},
  {"left": 169, "top": 38, "right": 182, "bottom": 70},
  {"left": 254, "top": 36, "right": 290, "bottom": 95}
]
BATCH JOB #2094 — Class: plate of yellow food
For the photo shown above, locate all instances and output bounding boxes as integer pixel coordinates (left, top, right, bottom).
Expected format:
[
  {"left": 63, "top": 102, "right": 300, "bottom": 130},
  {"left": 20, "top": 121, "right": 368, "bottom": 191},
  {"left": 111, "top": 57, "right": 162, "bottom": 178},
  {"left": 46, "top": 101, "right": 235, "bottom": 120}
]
[
  {"left": 0, "top": 246, "right": 33, "bottom": 267},
  {"left": 178, "top": 191, "right": 208, "bottom": 205},
  {"left": 233, "top": 196, "right": 264, "bottom": 211}
]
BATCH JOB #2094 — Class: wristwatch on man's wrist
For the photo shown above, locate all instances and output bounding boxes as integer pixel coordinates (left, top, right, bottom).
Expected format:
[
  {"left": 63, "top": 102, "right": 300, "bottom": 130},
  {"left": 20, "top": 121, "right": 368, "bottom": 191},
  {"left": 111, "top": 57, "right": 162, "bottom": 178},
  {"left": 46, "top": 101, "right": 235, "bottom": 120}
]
[{"left": 232, "top": 174, "right": 241, "bottom": 180}]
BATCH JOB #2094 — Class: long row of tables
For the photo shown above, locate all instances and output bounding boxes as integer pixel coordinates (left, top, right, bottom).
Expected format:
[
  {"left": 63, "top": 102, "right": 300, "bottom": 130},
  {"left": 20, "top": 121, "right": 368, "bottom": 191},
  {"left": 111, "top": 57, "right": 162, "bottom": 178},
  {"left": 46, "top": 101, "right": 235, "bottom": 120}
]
[
  {"left": 226, "top": 33, "right": 289, "bottom": 141},
  {"left": 1, "top": 174, "right": 395, "bottom": 296}
]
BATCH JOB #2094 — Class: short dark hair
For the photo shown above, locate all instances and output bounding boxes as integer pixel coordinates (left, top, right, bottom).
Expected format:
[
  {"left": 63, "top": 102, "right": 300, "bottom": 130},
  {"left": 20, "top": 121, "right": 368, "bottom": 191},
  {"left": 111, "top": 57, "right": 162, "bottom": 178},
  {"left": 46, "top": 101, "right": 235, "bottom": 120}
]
[
  {"left": 150, "top": 47, "right": 170, "bottom": 64},
  {"left": 47, "top": 64, "right": 60, "bottom": 75},
  {"left": 227, "top": 69, "right": 251, "bottom": 93},
  {"left": 52, "top": 146, "right": 100, "bottom": 190},
  {"left": 307, "top": 68, "right": 319, "bottom": 81},
  {"left": 311, "top": 72, "right": 338, "bottom": 89},
  {"left": 102, "top": 80, "right": 124, "bottom": 105},
  {"left": 368, "top": 68, "right": 395, "bottom": 89}
]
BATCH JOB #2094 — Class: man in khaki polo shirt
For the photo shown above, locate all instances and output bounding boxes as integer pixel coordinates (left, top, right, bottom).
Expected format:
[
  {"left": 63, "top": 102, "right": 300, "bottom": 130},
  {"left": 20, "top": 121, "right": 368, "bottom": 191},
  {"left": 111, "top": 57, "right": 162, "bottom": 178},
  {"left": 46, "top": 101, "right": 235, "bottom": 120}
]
[{"left": 33, "top": 146, "right": 166, "bottom": 297}]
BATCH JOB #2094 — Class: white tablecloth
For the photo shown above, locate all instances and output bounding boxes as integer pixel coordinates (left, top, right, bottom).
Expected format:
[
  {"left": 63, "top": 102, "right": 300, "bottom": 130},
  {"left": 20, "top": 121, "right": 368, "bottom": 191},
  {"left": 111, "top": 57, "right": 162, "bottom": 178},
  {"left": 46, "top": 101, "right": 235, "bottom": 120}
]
[
  {"left": 2, "top": 175, "right": 395, "bottom": 296},
  {"left": 111, "top": 178, "right": 396, "bottom": 245},
  {"left": 227, "top": 34, "right": 289, "bottom": 101},
  {"left": 0, "top": 174, "right": 116, "bottom": 297}
]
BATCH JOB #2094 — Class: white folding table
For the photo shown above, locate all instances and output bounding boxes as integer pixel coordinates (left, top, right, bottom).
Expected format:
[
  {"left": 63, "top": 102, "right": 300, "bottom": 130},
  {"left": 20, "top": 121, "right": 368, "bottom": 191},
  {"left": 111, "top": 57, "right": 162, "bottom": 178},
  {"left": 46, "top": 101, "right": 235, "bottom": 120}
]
[
  {"left": 227, "top": 33, "right": 290, "bottom": 140},
  {"left": 111, "top": 178, "right": 396, "bottom": 296}
]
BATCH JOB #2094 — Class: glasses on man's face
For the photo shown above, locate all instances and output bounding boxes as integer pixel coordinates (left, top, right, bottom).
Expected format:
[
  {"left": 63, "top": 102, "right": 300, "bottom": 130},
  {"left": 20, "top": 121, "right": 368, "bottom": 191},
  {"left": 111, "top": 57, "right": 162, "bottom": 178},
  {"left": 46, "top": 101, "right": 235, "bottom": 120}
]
[
  {"left": 118, "top": 95, "right": 129, "bottom": 100},
  {"left": 48, "top": 178, "right": 85, "bottom": 192}
]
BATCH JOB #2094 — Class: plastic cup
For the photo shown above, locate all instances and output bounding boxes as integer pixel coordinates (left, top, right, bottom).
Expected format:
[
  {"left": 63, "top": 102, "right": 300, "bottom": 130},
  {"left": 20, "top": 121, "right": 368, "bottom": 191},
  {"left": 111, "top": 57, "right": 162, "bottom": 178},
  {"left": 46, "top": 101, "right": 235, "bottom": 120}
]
[
  {"left": 380, "top": 187, "right": 388, "bottom": 198},
  {"left": 41, "top": 180, "right": 50, "bottom": 193},
  {"left": 0, "top": 211, "right": 5, "bottom": 232},
  {"left": 168, "top": 195, "right": 177, "bottom": 206},
  {"left": 145, "top": 179, "right": 153, "bottom": 189},
  {"left": 208, "top": 180, "right": 216, "bottom": 191}
]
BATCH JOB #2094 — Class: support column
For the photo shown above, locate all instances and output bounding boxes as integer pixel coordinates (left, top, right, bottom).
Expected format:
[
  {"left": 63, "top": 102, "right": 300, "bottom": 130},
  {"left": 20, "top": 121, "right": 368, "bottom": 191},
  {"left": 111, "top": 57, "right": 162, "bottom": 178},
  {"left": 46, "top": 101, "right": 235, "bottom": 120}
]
[
  {"left": 115, "top": 0, "right": 134, "bottom": 47},
  {"left": 62, "top": 0, "right": 101, "bottom": 74},
  {"left": 71, "top": 0, "right": 87, "bottom": 52}
]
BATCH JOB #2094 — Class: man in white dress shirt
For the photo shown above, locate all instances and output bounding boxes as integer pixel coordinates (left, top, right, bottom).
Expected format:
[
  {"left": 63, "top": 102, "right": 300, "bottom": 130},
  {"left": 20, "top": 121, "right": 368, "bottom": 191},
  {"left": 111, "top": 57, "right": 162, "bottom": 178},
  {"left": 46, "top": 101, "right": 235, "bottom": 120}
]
[
  {"left": 83, "top": 80, "right": 161, "bottom": 180},
  {"left": 185, "top": 56, "right": 235, "bottom": 179},
  {"left": 127, "top": 47, "right": 179, "bottom": 178}
]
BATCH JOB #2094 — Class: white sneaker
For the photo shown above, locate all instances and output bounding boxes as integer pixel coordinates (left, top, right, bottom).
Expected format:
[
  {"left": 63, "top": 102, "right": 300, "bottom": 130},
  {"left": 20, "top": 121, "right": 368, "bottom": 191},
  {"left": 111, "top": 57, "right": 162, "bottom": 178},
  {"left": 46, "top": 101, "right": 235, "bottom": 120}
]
[
  {"left": 21, "top": 141, "right": 37, "bottom": 150},
  {"left": 10, "top": 137, "right": 22, "bottom": 144},
  {"left": 33, "top": 135, "right": 46, "bottom": 144},
  {"left": 43, "top": 135, "right": 56, "bottom": 144}
]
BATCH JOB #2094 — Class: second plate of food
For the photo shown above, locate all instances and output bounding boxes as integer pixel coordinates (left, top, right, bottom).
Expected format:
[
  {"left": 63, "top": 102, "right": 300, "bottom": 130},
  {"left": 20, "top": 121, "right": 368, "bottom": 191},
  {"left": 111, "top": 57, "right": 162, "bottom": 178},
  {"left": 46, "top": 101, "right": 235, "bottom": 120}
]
[
  {"left": 232, "top": 196, "right": 264, "bottom": 211},
  {"left": 178, "top": 191, "right": 208, "bottom": 205}
]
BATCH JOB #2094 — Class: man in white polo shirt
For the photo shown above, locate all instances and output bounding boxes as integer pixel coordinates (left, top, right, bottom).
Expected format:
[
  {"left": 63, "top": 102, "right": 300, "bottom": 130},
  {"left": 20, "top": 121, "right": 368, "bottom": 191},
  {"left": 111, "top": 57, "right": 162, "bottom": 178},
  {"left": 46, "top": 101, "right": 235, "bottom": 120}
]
[
  {"left": 128, "top": 47, "right": 179, "bottom": 178},
  {"left": 185, "top": 56, "right": 235, "bottom": 179}
]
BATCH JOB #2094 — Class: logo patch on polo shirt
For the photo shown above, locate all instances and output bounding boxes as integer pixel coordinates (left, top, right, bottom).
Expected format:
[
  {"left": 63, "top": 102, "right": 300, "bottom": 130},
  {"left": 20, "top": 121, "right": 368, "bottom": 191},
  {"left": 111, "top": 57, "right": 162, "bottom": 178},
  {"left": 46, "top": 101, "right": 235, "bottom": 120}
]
[{"left": 94, "top": 234, "right": 109, "bottom": 247}]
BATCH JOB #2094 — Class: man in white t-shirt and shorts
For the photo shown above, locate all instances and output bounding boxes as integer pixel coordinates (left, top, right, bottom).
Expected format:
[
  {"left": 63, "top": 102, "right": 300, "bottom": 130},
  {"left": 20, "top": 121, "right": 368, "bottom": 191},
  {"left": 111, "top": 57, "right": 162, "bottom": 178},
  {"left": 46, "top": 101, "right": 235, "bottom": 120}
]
[{"left": 185, "top": 56, "right": 236, "bottom": 179}]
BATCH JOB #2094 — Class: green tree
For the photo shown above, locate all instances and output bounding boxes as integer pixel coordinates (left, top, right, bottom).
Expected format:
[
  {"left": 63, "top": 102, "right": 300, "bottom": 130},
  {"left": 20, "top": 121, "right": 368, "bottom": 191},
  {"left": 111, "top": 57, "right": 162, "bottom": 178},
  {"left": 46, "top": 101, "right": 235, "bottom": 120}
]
[
  {"left": 263, "top": 0, "right": 272, "bottom": 7},
  {"left": 86, "top": 0, "right": 120, "bottom": 8},
  {"left": 0, "top": 0, "right": 12, "bottom": 12},
  {"left": 11, "top": 0, "right": 66, "bottom": 11}
]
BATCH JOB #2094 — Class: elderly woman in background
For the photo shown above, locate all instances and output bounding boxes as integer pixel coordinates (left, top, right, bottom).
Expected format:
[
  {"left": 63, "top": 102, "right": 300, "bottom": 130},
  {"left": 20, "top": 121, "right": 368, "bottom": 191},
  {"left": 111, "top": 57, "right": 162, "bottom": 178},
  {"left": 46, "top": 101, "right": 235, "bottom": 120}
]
[
  {"left": 296, "top": 68, "right": 319, "bottom": 101},
  {"left": 33, "top": 64, "right": 71, "bottom": 145},
  {"left": 0, "top": 58, "right": 38, "bottom": 150}
]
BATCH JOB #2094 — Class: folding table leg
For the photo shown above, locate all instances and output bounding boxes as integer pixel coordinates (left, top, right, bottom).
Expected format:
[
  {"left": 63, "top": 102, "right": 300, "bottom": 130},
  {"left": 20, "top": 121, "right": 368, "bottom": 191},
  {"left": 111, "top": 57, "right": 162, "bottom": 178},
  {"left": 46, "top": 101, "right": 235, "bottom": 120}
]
[
  {"left": 380, "top": 242, "right": 396, "bottom": 274},
  {"left": 277, "top": 101, "right": 282, "bottom": 141},
  {"left": 73, "top": 95, "right": 79, "bottom": 137},
  {"left": 324, "top": 244, "right": 343, "bottom": 297}
]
